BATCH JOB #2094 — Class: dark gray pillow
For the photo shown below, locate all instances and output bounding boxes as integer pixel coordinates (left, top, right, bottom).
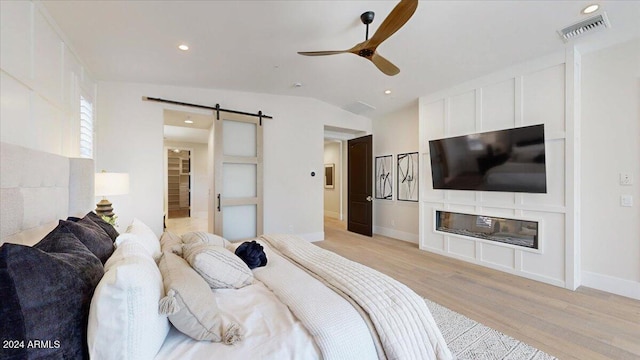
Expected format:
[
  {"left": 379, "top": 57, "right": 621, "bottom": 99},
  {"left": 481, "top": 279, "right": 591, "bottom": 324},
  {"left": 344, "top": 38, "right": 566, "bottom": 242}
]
[
  {"left": 60, "top": 219, "right": 114, "bottom": 263},
  {"left": 0, "top": 227, "right": 104, "bottom": 360},
  {"left": 83, "top": 211, "right": 119, "bottom": 241}
]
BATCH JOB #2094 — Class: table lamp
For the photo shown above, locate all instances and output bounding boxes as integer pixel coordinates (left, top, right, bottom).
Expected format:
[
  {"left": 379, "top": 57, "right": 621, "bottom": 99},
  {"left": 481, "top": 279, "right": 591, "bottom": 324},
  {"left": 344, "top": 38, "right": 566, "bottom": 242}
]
[{"left": 95, "top": 171, "right": 130, "bottom": 218}]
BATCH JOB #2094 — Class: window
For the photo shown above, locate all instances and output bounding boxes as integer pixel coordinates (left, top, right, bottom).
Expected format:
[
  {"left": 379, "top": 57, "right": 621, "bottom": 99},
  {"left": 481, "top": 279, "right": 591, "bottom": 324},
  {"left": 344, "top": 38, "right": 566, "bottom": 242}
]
[{"left": 80, "top": 95, "right": 94, "bottom": 158}]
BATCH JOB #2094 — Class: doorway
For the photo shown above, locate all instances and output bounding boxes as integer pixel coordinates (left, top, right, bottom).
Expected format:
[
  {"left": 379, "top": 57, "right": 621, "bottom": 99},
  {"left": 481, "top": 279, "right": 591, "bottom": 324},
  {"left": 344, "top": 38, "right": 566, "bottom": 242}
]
[
  {"left": 163, "top": 109, "right": 213, "bottom": 230},
  {"left": 323, "top": 126, "right": 369, "bottom": 236},
  {"left": 167, "top": 148, "right": 191, "bottom": 218},
  {"left": 323, "top": 140, "right": 342, "bottom": 220}
]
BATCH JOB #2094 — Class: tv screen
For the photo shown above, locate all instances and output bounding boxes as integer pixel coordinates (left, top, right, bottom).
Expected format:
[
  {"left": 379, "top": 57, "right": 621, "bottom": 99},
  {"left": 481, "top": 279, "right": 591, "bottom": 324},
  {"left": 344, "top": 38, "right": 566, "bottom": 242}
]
[{"left": 428, "top": 124, "right": 547, "bottom": 193}]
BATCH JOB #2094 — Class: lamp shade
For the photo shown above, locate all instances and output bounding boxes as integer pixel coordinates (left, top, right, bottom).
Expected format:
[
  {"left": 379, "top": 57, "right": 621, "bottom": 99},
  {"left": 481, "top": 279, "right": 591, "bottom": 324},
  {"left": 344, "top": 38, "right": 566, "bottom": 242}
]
[{"left": 95, "top": 172, "right": 130, "bottom": 197}]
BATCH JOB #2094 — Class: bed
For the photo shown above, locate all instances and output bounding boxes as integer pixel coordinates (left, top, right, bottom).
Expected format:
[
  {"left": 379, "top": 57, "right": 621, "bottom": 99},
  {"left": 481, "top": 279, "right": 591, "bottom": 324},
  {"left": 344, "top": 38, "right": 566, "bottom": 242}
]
[{"left": 0, "top": 142, "right": 452, "bottom": 360}]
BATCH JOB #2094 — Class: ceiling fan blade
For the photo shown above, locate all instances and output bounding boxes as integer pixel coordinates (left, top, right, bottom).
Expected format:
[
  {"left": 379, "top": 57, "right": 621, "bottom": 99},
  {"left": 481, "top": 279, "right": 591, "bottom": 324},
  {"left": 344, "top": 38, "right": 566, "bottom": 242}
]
[
  {"left": 297, "top": 50, "right": 350, "bottom": 56},
  {"left": 370, "top": 52, "right": 400, "bottom": 76},
  {"left": 367, "top": 0, "right": 418, "bottom": 49}
]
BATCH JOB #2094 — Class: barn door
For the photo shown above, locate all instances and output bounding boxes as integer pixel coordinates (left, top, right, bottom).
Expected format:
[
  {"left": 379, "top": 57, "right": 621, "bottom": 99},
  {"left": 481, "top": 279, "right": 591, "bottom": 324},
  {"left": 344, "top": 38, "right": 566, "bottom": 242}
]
[{"left": 214, "top": 112, "right": 263, "bottom": 241}]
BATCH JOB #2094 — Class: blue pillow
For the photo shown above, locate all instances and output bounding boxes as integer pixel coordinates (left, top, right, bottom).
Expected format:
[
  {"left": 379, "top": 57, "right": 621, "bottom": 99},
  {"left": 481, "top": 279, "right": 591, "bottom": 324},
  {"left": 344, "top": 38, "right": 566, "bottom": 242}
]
[{"left": 0, "top": 227, "right": 104, "bottom": 359}]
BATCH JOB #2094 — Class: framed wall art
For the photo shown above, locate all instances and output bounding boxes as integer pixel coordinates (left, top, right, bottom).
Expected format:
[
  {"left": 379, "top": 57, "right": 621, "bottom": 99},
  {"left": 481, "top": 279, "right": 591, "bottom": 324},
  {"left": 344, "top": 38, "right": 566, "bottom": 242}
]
[
  {"left": 397, "top": 152, "right": 418, "bottom": 202},
  {"left": 375, "top": 155, "right": 393, "bottom": 200},
  {"left": 324, "top": 163, "right": 335, "bottom": 189}
]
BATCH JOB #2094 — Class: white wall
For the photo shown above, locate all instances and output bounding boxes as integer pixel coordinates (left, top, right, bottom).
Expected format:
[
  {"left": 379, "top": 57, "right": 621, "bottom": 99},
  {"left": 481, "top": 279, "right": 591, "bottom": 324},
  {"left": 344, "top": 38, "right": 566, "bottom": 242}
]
[
  {"left": 164, "top": 140, "right": 208, "bottom": 218},
  {"left": 323, "top": 142, "right": 341, "bottom": 219},
  {"left": 418, "top": 39, "right": 640, "bottom": 300},
  {"left": 0, "top": 1, "right": 96, "bottom": 157},
  {"left": 97, "top": 81, "right": 371, "bottom": 238},
  {"left": 372, "top": 104, "right": 420, "bottom": 243},
  {"left": 580, "top": 39, "right": 640, "bottom": 299},
  {"left": 419, "top": 51, "right": 573, "bottom": 289}
]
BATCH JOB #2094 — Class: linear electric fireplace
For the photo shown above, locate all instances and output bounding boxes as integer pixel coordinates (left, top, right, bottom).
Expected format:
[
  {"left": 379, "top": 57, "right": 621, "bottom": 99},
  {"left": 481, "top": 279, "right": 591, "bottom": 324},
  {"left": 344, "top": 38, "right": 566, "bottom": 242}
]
[{"left": 435, "top": 211, "right": 539, "bottom": 249}]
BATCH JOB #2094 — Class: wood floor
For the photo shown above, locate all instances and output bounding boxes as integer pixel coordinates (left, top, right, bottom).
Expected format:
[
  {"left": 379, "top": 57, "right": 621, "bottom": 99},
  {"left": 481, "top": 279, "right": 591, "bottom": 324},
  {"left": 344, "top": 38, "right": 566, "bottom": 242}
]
[
  {"left": 165, "top": 216, "right": 207, "bottom": 235},
  {"left": 166, "top": 216, "right": 640, "bottom": 359},
  {"left": 319, "top": 217, "right": 640, "bottom": 360}
]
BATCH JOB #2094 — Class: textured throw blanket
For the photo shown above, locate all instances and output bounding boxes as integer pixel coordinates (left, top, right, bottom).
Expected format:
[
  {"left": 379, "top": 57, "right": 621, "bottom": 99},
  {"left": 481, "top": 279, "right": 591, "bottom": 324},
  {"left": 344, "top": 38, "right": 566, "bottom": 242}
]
[{"left": 259, "top": 234, "right": 453, "bottom": 360}]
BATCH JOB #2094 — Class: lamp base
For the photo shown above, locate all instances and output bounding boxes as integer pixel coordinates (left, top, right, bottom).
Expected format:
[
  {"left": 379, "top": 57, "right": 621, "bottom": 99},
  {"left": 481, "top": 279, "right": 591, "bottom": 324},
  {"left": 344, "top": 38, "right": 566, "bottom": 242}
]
[{"left": 95, "top": 199, "right": 114, "bottom": 217}]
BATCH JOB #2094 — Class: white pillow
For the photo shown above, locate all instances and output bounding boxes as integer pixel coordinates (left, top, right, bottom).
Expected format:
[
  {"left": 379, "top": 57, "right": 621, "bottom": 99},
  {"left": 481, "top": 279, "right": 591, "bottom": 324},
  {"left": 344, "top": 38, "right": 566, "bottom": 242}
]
[
  {"left": 160, "top": 231, "right": 183, "bottom": 256},
  {"left": 182, "top": 243, "right": 254, "bottom": 289},
  {"left": 181, "top": 231, "right": 230, "bottom": 248},
  {"left": 158, "top": 252, "right": 242, "bottom": 343},
  {"left": 108, "top": 235, "right": 154, "bottom": 268},
  {"left": 121, "top": 218, "right": 162, "bottom": 260},
  {"left": 88, "top": 241, "right": 169, "bottom": 360}
]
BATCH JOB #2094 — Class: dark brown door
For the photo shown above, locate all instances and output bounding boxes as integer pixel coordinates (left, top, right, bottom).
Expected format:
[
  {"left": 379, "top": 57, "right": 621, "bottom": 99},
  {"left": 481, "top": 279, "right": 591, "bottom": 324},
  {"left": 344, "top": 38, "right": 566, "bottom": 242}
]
[{"left": 348, "top": 135, "right": 373, "bottom": 236}]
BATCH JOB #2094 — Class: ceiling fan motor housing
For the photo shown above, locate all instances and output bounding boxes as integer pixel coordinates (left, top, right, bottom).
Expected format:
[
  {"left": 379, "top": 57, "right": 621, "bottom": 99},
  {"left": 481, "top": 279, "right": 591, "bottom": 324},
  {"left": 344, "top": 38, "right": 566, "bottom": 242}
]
[
  {"left": 358, "top": 49, "right": 375, "bottom": 58},
  {"left": 360, "top": 11, "right": 375, "bottom": 25}
]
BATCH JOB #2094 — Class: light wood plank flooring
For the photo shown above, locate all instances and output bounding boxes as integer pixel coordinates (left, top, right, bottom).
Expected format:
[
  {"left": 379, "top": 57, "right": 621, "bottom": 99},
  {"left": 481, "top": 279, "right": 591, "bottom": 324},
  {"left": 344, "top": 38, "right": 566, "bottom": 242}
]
[
  {"left": 165, "top": 216, "right": 207, "bottom": 235},
  {"left": 318, "top": 217, "right": 640, "bottom": 360},
  {"left": 165, "top": 216, "right": 640, "bottom": 359}
]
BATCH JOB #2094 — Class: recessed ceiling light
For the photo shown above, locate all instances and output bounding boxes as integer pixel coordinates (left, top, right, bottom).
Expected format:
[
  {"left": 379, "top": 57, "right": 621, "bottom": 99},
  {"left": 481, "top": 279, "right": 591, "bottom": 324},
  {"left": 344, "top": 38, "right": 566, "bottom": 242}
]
[
  {"left": 184, "top": 117, "right": 193, "bottom": 124},
  {"left": 293, "top": 82, "right": 303, "bottom": 88},
  {"left": 384, "top": 89, "right": 392, "bottom": 95},
  {"left": 582, "top": 4, "right": 599, "bottom": 14},
  {"left": 178, "top": 44, "right": 189, "bottom": 51}
]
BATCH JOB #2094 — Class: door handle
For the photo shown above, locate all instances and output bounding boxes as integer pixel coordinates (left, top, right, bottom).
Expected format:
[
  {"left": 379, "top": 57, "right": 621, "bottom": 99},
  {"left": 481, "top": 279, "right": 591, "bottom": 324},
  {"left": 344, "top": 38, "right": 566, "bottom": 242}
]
[
  {"left": 217, "top": 193, "right": 221, "bottom": 212},
  {"left": 366, "top": 196, "right": 373, "bottom": 202}
]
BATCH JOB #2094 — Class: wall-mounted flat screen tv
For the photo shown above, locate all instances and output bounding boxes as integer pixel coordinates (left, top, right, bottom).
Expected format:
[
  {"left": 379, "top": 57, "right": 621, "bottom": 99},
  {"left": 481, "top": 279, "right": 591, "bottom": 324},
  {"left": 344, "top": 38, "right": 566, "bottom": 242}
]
[{"left": 428, "top": 124, "right": 547, "bottom": 193}]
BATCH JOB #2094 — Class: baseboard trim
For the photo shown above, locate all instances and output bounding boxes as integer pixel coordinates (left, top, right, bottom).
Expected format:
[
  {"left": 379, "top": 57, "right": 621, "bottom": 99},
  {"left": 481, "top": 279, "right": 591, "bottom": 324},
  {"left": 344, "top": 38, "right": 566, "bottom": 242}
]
[
  {"left": 581, "top": 271, "right": 640, "bottom": 300},
  {"left": 374, "top": 226, "right": 418, "bottom": 244},
  {"left": 299, "top": 231, "right": 324, "bottom": 242}
]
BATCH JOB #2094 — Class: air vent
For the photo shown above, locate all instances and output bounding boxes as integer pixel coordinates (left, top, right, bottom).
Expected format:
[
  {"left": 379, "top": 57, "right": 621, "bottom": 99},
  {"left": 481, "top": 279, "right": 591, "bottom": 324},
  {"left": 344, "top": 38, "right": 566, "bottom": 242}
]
[
  {"left": 342, "top": 101, "right": 376, "bottom": 115},
  {"left": 558, "top": 12, "right": 611, "bottom": 43}
]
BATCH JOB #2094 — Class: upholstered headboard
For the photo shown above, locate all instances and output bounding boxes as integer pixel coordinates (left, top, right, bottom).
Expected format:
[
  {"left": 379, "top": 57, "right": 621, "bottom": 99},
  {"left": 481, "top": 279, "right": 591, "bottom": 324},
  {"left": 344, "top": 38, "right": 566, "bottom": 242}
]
[{"left": 0, "top": 142, "right": 94, "bottom": 246}]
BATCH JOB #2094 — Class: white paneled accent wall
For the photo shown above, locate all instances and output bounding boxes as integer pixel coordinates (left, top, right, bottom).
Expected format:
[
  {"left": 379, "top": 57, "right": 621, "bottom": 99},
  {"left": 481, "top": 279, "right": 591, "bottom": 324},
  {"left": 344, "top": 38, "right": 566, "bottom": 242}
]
[
  {"left": 419, "top": 52, "right": 576, "bottom": 289},
  {"left": 0, "top": 1, "right": 96, "bottom": 157}
]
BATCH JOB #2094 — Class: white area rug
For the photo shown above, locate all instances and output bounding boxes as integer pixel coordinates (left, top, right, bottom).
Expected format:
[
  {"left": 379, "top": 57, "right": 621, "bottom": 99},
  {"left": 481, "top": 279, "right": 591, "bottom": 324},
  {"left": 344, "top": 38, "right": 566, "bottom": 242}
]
[{"left": 425, "top": 299, "right": 558, "bottom": 360}]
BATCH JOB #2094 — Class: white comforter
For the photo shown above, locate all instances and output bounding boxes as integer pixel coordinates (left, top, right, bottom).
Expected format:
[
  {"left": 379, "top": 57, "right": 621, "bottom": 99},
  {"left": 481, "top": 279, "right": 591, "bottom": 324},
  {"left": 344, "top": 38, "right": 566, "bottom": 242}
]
[
  {"left": 156, "top": 235, "right": 452, "bottom": 360},
  {"left": 154, "top": 281, "right": 320, "bottom": 359},
  {"left": 253, "top": 238, "right": 380, "bottom": 359},
  {"left": 260, "top": 234, "right": 453, "bottom": 360}
]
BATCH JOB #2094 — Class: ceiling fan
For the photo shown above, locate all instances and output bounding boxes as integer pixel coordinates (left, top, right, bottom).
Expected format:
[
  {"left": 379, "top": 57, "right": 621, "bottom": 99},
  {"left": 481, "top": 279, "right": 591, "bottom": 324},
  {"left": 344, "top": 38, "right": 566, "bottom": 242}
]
[{"left": 298, "top": 0, "right": 418, "bottom": 76}]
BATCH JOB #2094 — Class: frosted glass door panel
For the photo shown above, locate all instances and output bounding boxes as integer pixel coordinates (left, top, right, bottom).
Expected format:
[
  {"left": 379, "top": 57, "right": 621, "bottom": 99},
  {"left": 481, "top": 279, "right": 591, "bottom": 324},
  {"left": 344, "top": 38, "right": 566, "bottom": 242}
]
[
  {"left": 222, "top": 204, "right": 257, "bottom": 241},
  {"left": 214, "top": 112, "right": 263, "bottom": 238},
  {"left": 222, "top": 163, "right": 256, "bottom": 198},
  {"left": 223, "top": 120, "right": 256, "bottom": 157}
]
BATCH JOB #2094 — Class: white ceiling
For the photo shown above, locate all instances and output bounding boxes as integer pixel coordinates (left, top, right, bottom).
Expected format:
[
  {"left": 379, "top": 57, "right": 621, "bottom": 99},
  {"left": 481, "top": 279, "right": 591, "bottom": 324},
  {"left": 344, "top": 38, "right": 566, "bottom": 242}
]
[
  {"left": 42, "top": 1, "right": 640, "bottom": 121},
  {"left": 162, "top": 109, "right": 211, "bottom": 143}
]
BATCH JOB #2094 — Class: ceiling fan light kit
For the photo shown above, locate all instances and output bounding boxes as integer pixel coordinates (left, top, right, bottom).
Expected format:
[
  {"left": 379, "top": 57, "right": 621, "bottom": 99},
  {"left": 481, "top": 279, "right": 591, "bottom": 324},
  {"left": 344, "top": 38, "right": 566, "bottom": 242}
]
[{"left": 297, "top": 0, "right": 418, "bottom": 76}]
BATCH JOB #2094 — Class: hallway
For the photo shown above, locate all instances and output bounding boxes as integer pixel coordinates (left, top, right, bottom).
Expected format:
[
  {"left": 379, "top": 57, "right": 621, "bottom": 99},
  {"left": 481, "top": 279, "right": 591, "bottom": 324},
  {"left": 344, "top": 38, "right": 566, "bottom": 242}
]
[{"left": 164, "top": 216, "right": 207, "bottom": 235}]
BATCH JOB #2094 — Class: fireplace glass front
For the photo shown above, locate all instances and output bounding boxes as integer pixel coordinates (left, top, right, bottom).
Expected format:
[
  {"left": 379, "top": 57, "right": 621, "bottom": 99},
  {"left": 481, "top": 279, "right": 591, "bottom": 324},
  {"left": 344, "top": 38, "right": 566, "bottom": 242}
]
[{"left": 436, "top": 211, "right": 539, "bottom": 249}]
